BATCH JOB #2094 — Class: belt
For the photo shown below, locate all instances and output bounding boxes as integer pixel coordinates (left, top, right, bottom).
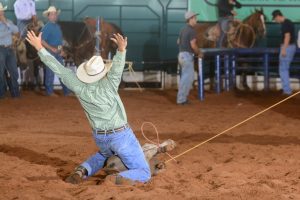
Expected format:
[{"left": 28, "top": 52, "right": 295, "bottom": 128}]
[
  {"left": 96, "top": 124, "right": 129, "bottom": 134},
  {"left": 0, "top": 45, "right": 12, "bottom": 49}
]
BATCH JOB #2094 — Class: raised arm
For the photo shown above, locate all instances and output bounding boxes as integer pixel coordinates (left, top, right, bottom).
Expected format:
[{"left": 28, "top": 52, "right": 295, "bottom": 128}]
[
  {"left": 26, "top": 31, "right": 85, "bottom": 94},
  {"left": 106, "top": 33, "right": 127, "bottom": 91}
]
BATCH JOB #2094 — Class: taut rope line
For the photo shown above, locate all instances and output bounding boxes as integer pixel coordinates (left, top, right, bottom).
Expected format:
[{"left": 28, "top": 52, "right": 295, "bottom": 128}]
[{"left": 165, "top": 91, "right": 300, "bottom": 164}]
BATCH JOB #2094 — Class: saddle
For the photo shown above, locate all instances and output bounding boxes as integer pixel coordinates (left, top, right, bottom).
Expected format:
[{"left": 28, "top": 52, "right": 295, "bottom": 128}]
[{"left": 205, "top": 19, "right": 242, "bottom": 42}]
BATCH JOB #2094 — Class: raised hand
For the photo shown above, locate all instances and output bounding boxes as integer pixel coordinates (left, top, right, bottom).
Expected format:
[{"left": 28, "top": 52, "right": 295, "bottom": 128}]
[
  {"left": 26, "top": 30, "right": 43, "bottom": 51},
  {"left": 110, "top": 33, "right": 127, "bottom": 52}
]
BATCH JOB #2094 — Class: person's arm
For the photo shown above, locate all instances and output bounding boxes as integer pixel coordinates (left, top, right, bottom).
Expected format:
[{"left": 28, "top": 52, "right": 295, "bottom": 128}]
[
  {"left": 31, "top": 1, "right": 37, "bottom": 23},
  {"left": 189, "top": 29, "right": 202, "bottom": 57},
  {"left": 233, "top": 0, "right": 242, "bottom": 8},
  {"left": 106, "top": 33, "right": 127, "bottom": 91},
  {"left": 31, "top": 1, "right": 37, "bottom": 16},
  {"left": 281, "top": 32, "right": 291, "bottom": 57},
  {"left": 190, "top": 39, "right": 200, "bottom": 55},
  {"left": 0, "top": 15, "right": 19, "bottom": 34},
  {"left": 7, "top": 20, "right": 19, "bottom": 34},
  {"left": 218, "top": 0, "right": 229, "bottom": 14},
  {"left": 13, "top": 1, "right": 22, "bottom": 20},
  {"left": 26, "top": 31, "right": 85, "bottom": 94},
  {"left": 42, "top": 40, "right": 59, "bottom": 54}
]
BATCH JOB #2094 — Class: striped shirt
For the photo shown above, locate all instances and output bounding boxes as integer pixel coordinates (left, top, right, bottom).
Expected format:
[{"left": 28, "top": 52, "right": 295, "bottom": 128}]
[{"left": 38, "top": 48, "right": 128, "bottom": 130}]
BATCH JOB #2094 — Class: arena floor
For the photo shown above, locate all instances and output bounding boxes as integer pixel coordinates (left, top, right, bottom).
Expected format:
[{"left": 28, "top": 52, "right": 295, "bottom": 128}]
[{"left": 0, "top": 89, "right": 299, "bottom": 200}]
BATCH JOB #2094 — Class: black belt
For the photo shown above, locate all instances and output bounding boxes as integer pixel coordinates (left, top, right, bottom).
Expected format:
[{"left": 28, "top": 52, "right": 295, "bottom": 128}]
[{"left": 96, "top": 124, "right": 129, "bottom": 134}]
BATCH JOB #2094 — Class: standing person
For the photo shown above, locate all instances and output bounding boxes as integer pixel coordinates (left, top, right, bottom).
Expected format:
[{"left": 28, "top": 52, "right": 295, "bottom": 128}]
[
  {"left": 176, "top": 11, "right": 201, "bottom": 105},
  {"left": 41, "top": 6, "right": 70, "bottom": 96},
  {"left": 0, "top": 3, "right": 20, "bottom": 99},
  {"left": 26, "top": 30, "right": 151, "bottom": 184},
  {"left": 14, "top": 0, "right": 37, "bottom": 39},
  {"left": 217, "top": 0, "right": 242, "bottom": 48},
  {"left": 272, "top": 10, "right": 296, "bottom": 95}
]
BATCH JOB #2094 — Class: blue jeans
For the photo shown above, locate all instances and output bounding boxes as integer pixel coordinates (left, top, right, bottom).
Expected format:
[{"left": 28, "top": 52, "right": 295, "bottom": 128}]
[
  {"left": 217, "top": 17, "right": 231, "bottom": 48},
  {"left": 279, "top": 44, "right": 296, "bottom": 95},
  {"left": 80, "top": 126, "right": 151, "bottom": 183},
  {"left": 17, "top": 19, "right": 31, "bottom": 39},
  {"left": 44, "top": 53, "right": 70, "bottom": 96},
  {"left": 177, "top": 52, "right": 194, "bottom": 104},
  {"left": 0, "top": 47, "right": 20, "bottom": 98}
]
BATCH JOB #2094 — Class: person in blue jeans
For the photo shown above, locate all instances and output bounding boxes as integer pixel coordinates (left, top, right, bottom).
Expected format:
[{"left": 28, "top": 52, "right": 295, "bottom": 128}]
[
  {"left": 177, "top": 11, "right": 201, "bottom": 105},
  {"left": 217, "top": 0, "right": 242, "bottom": 48},
  {"left": 26, "top": 30, "right": 151, "bottom": 184},
  {"left": 41, "top": 6, "right": 70, "bottom": 96},
  {"left": 272, "top": 10, "right": 296, "bottom": 95},
  {"left": 0, "top": 3, "right": 20, "bottom": 99},
  {"left": 14, "top": 0, "right": 37, "bottom": 39}
]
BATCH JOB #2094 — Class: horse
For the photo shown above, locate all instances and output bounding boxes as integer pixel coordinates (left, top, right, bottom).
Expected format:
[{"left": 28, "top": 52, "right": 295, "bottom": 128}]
[
  {"left": 59, "top": 18, "right": 123, "bottom": 66},
  {"left": 17, "top": 18, "right": 123, "bottom": 89},
  {"left": 12, "top": 34, "right": 27, "bottom": 69},
  {"left": 193, "top": 9, "right": 266, "bottom": 90},
  {"left": 194, "top": 8, "right": 266, "bottom": 48}
]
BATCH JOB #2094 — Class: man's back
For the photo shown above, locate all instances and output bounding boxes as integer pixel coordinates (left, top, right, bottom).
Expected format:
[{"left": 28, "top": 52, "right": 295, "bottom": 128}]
[
  {"left": 217, "top": 0, "right": 241, "bottom": 18},
  {"left": 281, "top": 19, "right": 295, "bottom": 44},
  {"left": 178, "top": 25, "right": 196, "bottom": 53},
  {"left": 14, "top": 0, "right": 36, "bottom": 20}
]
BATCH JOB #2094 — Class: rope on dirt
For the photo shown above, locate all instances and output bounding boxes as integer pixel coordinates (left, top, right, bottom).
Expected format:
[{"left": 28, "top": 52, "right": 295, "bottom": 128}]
[
  {"left": 141, "top": 122, "right": 177, "bottom": 162},
  {"left": 124, "top": 62, "right": 144, "bottom": 92},
  {"left": 165, "top": 91, "right": 300, "bottom": 164},
  {"left": 103, "top": 59, "right": 143, "bottom": 92}
]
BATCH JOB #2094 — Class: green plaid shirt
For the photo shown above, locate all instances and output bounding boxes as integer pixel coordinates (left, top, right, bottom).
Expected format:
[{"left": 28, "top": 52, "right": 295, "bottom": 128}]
[{"left": 38, "top": 48, "right": 127, "bottom": 130}]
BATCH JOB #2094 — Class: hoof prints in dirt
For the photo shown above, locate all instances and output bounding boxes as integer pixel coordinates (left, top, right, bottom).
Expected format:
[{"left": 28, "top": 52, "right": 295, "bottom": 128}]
[{"left": 0, "top": 144, "right": 77, "bottom": 180}]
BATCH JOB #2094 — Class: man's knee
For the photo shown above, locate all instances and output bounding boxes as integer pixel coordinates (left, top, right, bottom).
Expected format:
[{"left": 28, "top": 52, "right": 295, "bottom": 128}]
[{"left": 140, "top": 167, "right": 152, "bottom": 183}]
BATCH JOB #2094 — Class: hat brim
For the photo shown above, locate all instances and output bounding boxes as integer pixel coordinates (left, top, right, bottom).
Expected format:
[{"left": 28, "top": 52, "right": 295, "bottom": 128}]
[
  {"left": 76, "top": 62, "right": 112, "bottom": 83},
  {"left": 0, "top": 6, "right": 7, "bottom": 11},
  {"left": 186, "top": 13, "right": 199, "bottom": 20},
  {"left": 43, "top": 9, "right": 61, "bottom": 17}
]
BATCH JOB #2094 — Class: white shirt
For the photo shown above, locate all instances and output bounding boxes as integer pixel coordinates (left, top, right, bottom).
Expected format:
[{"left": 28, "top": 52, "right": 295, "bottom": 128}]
[{"left": 14, "top": 0, "right": 36, "bottom": 20}]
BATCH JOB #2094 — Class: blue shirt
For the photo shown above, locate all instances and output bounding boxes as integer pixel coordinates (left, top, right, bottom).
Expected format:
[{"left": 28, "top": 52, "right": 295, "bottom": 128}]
[
  {"left": 41, "top": 21, "right": 63, "bottom": 47},
  {"left": 0, "top": 20, "right": 19, "bottom": 46}
]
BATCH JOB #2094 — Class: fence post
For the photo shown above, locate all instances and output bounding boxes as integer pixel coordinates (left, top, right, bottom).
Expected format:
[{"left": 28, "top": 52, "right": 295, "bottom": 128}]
[
  {"left": 263, "top": 53, "right": 269, "bottom": 91},
  {"left": 198, "top": 57, "right": 204, "bottom": 101},
  {"left": 231, "top": 55, "right": 236, "bottom": 89},
  {"left": 215, "top": 55, "right": 221, "bottom": 93},
  {"left": 224, "top": 54, "right": 230, "bottom": 91},
  {"left": 95, "top": 17, "right": 100, "bottom": 56}
]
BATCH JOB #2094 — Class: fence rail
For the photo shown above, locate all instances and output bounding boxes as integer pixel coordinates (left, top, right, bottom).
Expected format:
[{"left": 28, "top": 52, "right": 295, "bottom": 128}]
[{"left": 197, "top": 48, "right": 300, "bottom": 101}]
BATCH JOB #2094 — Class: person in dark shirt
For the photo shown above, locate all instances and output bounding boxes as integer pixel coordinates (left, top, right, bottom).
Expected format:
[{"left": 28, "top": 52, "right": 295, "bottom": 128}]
[
  {"left": 217, "top": 0, "right": 242, "bottom": 47},
  {"left": 176, "top": 11, "right": 201, "bottom": 105},
  {"left": 272, "top": 10, "right": 296, "bottom": 95}
]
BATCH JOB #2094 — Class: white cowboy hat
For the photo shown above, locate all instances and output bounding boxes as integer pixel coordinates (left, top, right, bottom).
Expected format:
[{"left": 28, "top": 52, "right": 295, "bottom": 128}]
[
  {"left": 76, "top": 56, "right": 112, "bottom": 83},
  {"left": 0, "top": 3, "right": 7, "bottom": 11},
  {"left": 43, "top": 6, "right": 61, "bottom": 17}
]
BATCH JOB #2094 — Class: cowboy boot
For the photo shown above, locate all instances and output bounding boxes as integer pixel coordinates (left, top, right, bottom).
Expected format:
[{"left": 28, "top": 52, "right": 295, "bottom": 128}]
[{"left": 65, "top": 166, "right": 88, "bottom": 184}]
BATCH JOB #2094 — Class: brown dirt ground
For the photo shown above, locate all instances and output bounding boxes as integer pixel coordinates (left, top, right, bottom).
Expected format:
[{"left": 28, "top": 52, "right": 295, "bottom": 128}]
[{"left": 0, "top": 89, "right": 299, "bottom": 200}]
